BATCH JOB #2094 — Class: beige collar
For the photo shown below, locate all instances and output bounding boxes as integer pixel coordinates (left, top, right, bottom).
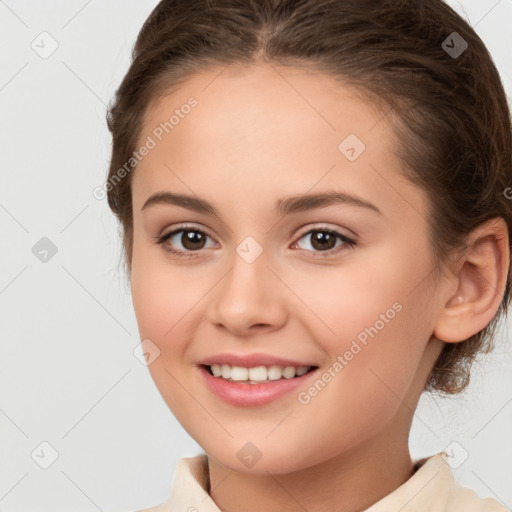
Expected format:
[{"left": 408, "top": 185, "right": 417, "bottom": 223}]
[{"left": 142, "top": 451, "right": 506, "bottom": 512}]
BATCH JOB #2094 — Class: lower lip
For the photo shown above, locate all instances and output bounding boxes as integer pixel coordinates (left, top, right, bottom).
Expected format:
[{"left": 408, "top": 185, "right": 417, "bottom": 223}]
[{"left": 198, "top": 365, "right": 318, "bottom": 407}]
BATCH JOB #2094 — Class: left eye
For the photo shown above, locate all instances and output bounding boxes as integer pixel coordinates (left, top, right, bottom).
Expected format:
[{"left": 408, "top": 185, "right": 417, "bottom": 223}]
[{"left": 292, "top": 228, "right": 356, "bottom": 254}]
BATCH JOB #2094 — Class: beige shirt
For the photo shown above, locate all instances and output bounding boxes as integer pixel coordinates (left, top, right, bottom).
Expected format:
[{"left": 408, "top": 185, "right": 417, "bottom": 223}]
[{"left": 137, "top": 452, "right": 508, "bottom": 512}]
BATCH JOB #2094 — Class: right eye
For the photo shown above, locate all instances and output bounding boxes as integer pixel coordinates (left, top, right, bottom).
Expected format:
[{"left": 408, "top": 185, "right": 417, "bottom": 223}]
[{"left": 155, "top": 225, "right": 217, "bottom": 258}]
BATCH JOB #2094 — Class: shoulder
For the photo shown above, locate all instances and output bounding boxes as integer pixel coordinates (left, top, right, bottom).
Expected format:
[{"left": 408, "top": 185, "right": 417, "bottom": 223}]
[
  {"left": 365, "top": 453, "right": 509, "bottom": 512},
  {"left": 419, "top": 453, "right": 508, "bottom": 512},
  {"left": 135, "top": 454, "right": 215, "bottom": 512},
  {"left": 446, "top": 475, "right": 508, "bottom": 511},
  {"left": 135, "top": 503, "right": 170, "bottom": 512}
]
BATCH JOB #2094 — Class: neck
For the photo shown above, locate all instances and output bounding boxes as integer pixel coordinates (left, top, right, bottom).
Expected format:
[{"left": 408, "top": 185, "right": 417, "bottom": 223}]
[{"left": 207, "top": 418, "right": 415, "bottom": 512}]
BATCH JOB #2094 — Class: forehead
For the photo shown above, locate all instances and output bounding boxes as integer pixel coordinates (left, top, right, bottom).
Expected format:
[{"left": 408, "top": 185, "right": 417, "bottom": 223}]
[
  {"left": 132, "top": 62, "right": 427, "bottom": 223},
  {"left": 140, "top": 62, "right": 388, "bottom": 148}
]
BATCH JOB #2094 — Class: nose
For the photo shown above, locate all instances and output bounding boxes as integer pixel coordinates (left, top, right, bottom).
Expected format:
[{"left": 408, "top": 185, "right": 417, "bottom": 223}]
[{"left": 206, "top": 247, "right": 288, "bottom": 337}]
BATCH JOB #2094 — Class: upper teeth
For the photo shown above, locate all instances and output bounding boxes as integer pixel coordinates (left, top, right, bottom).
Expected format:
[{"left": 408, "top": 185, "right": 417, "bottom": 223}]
[{"left": 209, "top": 364, "right": 310, "bottom": 382}]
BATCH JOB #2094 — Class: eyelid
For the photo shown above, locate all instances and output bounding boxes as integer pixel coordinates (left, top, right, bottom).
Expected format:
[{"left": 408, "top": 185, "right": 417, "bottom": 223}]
[
  {"left": 294, "top": 222, "right": 355, "bottom": 240},
  {"left": 158, "top": 223, "right": 216, "bottom": 242}
]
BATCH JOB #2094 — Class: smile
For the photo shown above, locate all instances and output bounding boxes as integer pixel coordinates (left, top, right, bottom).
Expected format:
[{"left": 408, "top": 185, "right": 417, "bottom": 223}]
[{"left": 198, "top": 364, "right": 319, "bottom": 407}]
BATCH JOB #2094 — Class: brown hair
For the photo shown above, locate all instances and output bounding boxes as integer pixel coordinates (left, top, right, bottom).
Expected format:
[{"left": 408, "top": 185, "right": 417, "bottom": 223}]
[{"left": 105, "top": 0, "right": 512, "bottom": 395}]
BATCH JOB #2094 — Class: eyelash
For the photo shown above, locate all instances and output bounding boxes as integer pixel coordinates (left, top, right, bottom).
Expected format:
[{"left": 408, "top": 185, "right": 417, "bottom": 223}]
[{"left": 154, "top": 224, "right": 357, "bottom": 259}]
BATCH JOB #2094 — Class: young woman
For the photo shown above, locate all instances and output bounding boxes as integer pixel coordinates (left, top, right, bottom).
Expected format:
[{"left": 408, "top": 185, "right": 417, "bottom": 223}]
[{"left": 104, "top": 1, "right": 511, "bottom": 510}]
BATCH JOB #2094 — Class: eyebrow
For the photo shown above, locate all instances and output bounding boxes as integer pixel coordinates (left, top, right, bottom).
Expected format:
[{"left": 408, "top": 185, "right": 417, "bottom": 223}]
[{"left": 141, "top": 191, "right": 383, "bottom": 216}]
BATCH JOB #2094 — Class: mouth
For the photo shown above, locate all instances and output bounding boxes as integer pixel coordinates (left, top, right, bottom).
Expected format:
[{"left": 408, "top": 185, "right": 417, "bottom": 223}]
[
  {"left": 198, "top": 363, "right": 320, "bottom": 407},
  {"left": 200, "top": 363, "right": 319, "bottom": 384}
]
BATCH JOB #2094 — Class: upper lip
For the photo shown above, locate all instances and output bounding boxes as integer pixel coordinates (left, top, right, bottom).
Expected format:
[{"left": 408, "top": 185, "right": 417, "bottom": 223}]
[{"left": 198, "top": 352, "right": 318, "bottom": 368}]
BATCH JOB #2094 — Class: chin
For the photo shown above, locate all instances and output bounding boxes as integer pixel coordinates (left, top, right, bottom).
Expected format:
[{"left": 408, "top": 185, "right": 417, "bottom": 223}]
[{"left": 203, "top": 439, "right": 324, "bottom": 475}]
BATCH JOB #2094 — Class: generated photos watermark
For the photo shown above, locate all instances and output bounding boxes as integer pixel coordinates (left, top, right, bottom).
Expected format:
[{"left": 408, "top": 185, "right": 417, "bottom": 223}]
[
  {"left": 297, "top": 301, "right": 403, "bottom": 405},
  {"left": 93, "top": 96, "right": 198, "bottom": 200}
]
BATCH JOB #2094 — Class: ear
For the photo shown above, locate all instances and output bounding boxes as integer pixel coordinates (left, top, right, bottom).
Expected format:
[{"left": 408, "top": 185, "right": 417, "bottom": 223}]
[{"left": 433, "top": 217, "right": 510, "bottom": 343}]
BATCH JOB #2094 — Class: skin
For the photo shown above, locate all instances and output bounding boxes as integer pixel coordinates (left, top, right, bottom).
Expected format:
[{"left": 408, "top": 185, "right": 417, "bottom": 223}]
[{"left": 129, "top": 62, "right": 509, "bottom": 512}]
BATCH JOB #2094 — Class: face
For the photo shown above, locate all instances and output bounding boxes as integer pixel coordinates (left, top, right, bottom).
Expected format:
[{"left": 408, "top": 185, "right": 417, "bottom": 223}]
[{"left": 130, "top": 63, "right": 446, "bottom": 474}]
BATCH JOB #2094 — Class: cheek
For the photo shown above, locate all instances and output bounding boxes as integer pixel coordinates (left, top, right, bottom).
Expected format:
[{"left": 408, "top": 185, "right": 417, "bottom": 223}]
[
  {"left": 289, "top": 243, "right": 433, "bottom": 402},
  {"left": 290, "top": 307, "right": 429, "bottom": 469},
  {"left": 130, "top": 243, "right": 197, "bottom": 370},
  {"left": 287, "top": 240, "right": 431, "bottom": 344},
  {"left": 130, "top": 254, "right": 203, "bottom": 419}
]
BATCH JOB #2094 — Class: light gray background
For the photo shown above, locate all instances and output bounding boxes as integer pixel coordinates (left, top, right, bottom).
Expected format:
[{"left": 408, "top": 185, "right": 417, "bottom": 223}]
[{"left": 1, "top": 1, "right": 511, "bottom": 511}]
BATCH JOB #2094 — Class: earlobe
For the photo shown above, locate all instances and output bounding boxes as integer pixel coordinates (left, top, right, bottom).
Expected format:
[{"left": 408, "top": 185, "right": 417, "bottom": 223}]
[{"left": 433, "top": 217, "right": 510, "bottom": 344}]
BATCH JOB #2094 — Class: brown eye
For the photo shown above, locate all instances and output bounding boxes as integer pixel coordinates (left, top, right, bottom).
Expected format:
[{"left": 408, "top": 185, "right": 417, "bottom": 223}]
[
  {"left": 156, "top": 226, "right": 216, "bottom": 257},
  {"left": 309, "top": 231, "right": 337, "bottom": 251},
  {"left": 180, "top": 230, "right": 207, "bottom": 250},
  {"left": 294, "top": 228, "right": 356, "bottom": 255}
]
